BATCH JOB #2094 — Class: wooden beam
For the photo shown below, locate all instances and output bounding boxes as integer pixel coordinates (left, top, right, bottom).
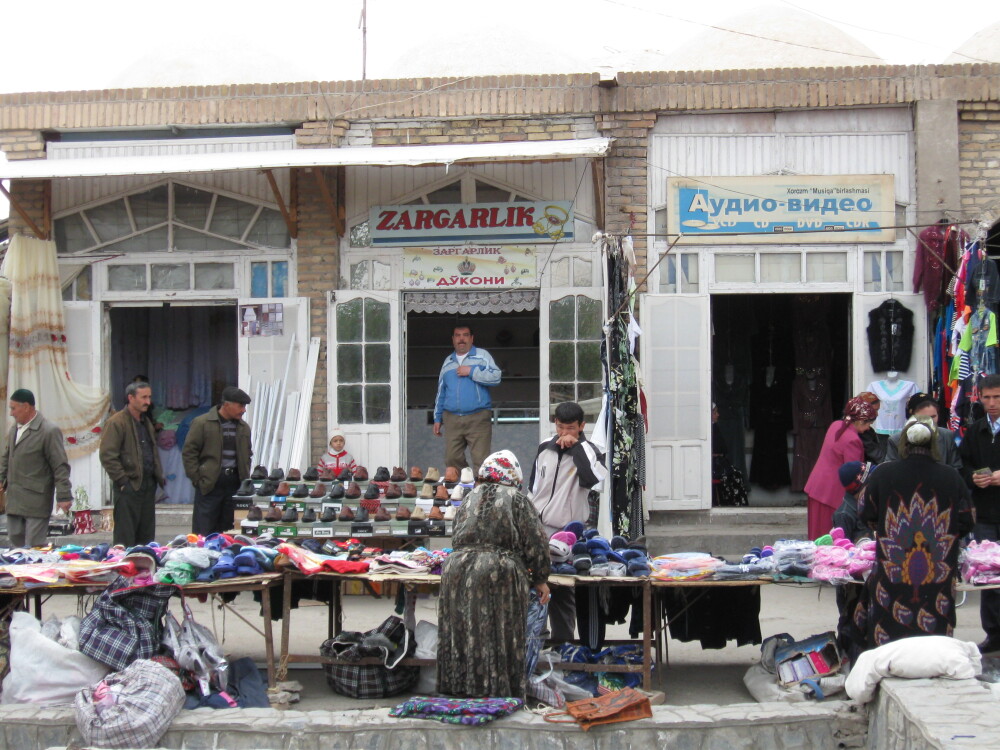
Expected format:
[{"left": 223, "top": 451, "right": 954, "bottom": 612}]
[
  {"left": 0, "top": 181, "right": 47, "bottom": 240},
  {"left": 262, "top": 168, "right": 297, "bottom": 239},
  {"left": 336, "top": 166, "right": 346, "bottom": 238},
  {"left": 591, "top": 157, "right": 606, "bottom": 231},
  {"left": 311, "top": 167, "right": 343, "bottom": 238}
]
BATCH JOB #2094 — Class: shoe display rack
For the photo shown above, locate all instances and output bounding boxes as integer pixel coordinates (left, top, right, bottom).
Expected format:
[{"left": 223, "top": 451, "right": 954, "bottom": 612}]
[{"left": 235, "top": 465, "right": 472, "bottom": 540}]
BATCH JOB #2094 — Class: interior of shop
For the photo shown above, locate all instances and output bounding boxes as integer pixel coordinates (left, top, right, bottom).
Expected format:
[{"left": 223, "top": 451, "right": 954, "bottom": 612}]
[
  {"left": 711, "top": 293, "right": 851, "bottom": 507},
  {"left": 109, "top": 305, "right": 238, "bottom": 503},
  {"left": 404, "top": 308, "right": 540, "bottom": 472}
]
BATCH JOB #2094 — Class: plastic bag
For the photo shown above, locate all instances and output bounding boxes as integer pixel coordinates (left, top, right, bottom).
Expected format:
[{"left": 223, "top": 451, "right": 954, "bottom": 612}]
[
  {"left": 527, "top": 651, "right": 594, "bottom": 707},
  {"left": 1, "top": 611, "right": 109, "bottom": 706},
  {"left": 175, "top": 599, "right": 228, "bottom": 696},
  {"left": 414, "top": 619, "right": 438, "bottom": 695},
  {"left": 75, "top": 658, "right": 185, "bottom": 749}
]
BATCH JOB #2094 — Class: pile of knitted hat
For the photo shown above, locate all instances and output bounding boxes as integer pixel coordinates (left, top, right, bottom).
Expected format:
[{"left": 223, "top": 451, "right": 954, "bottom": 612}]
[{"left": 548, "top": 521, "right": 650, "bottom": 577}]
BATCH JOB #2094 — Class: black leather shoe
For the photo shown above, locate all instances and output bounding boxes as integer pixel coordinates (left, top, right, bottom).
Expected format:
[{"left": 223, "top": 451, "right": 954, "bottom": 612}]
[
  {"left": 268, "top": 468, "right": 285, "bottom": 481},
  {"left": 246, "top": 505, "right": 263, "bottom": 521},
  {"left": 979, "top": 638, "right": 1000, "bottom": 654},
  {"left": 328, "top": 482, "right": 345, "bottom": 499},
  {"left": 303, "top": 466, "right": 319, "bottom": 482},
  {"left": 292, "top": 483, "right": 310, "bottom": 498},
  {"left": 373, "top": 466, "right": 391, "bottom": 482},
  {"left": 281, "top": 506, "right": 298, "bottom": 523},
  {"left": 320, "top": 506, "right": 337, "bottom": 523},
  {"left": 364, "top": 484, "right": 380, "bottom": 500},
  {"left": 256, "top": 481, "right": 276, "bottom": 497},
  {"left": 251, "top": 465, "right": 268, "bottom": 480},
  {"left": 355, "top": 507, "right": 370, "bottom": 523},
  {"left": 301, "top": 507, "right": 317, "bottom": 523},
  {"left": 236, "top": 479, "right": 255, "bottom": 496},
  {"left": 337, "top": 468, "right": 353, "bottom": 481}
]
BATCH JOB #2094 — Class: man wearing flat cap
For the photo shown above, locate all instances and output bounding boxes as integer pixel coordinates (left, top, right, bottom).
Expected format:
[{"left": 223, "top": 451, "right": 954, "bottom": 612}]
[
  {"left": 183, "top": 386, "right": 253, "bottom": 535},
  {"left": 0, "top": 388, "right": 72, "bottom": 547},
  {"left": 99, "top": 380, "right": 165, "bottom": 547}
]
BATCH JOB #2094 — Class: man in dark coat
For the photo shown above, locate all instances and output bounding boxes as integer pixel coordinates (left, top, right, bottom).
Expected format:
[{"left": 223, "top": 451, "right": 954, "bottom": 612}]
[
  {"left": 99, "top": 381, "right": 165, "bottom": 547},
  {"left": 0, "top": 388, "right": 72, "bottom": 547},
  {"left": 183, "top": 386, "right": 252, "bottom": 536}
]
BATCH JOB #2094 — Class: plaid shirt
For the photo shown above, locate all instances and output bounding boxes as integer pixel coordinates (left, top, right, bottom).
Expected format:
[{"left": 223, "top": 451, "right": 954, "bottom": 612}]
[{"left": 79, "top": 576, "right": 177, "bottom": 671}]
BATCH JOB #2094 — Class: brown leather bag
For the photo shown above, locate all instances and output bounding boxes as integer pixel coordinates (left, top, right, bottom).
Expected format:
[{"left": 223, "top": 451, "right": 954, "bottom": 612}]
[{"left": 543, "top": 687, "right": 652, "bottom": 731}]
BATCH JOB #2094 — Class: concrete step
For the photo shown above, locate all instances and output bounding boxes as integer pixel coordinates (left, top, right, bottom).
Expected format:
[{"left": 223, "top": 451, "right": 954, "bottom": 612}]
[
  {"left": 652, "top": 507, "right": 807, "bottom": 527},
  {"left": 645, "top": 508, "right": 809, "bottom": 560}
]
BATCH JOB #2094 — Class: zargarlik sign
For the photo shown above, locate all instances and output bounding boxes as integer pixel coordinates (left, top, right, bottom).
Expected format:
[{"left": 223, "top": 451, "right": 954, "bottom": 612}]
[
  {"left": 666, "top": 175, "right": 896, "bottom": 244},
  {"left": 404, "top": 246, "right": 536, "bottom": 289},
  {"left": 370, "top": 202, "right": 574, "bottom": 246}
]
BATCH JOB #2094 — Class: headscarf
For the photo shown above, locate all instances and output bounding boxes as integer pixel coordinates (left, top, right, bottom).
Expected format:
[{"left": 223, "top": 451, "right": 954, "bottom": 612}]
[
  {"left": 856, "top": 391, "right": 880, "bottom": 406},
  {"left": 899, "top": 415, "right": 939, "bottom": 460},
  {"left": 838, "top": 395, "right": 878, "bottom": 438},
  {"left": 477, "top": 449, "right": 523, "bottom": 488}
]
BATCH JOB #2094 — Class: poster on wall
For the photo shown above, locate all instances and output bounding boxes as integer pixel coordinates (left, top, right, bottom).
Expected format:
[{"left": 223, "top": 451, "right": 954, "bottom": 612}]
[
  {"left": 666, "top": 175, "right": 896, "bottom": 244},
  {"left": 370, "top": 201, "right": 574, "bottom": 246},
  {"left": 404, "top": 246, "right": 537, "bottom": 289},
  {"left": 240, "top": 303, "right": 284, "bottom": 337}
]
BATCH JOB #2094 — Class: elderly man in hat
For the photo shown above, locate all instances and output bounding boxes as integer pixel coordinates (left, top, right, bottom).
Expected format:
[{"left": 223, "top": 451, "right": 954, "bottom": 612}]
[
  {"left": 0, "top": 388, "right": 72, "bottom": 547},
  {"left": 99, "top": 380, "right": 165, "bottom": 547},
  {"left": 183, "top": 386, "right": 253, "bottom": 535}
]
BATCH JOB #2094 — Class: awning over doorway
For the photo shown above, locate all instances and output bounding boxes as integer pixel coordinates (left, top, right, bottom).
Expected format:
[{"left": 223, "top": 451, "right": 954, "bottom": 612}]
[
  {"left": 404, "top": 290, "right": 539, "bottom": 315},
  {"left": 0, "top": 138, "right": 612, "bottom": 180}
]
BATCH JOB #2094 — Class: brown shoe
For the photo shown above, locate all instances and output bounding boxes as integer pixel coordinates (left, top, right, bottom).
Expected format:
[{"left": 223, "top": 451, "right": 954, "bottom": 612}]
[
  {"left": 444, "top": 466, "right": 460, "bottom": 483},
  {"left": 395, "top": 505, "right": 411, "bottom": 520},
  {"left": 424, "top": 467, "right": 440, "bottom": 483},
  {"left": 420, "top": 483, "right": 434, "bottom": 499},
  {"left": 409, "top": 466, "right": 424, "bottom": 482},
  {"left": 286, "top": 468, "right": 302, "bottom": 481},
  {"left": 402, "top": 483, "right": 417, "bottom": 498},
  {"left": 274, "top": 482, "right": 290, "bottom": 497},
  {"left": 318, "top": 466, "right": 335, "bottom": 481},
  {"left": 310, "top": 483, "right": 327, "bottom": 498},
  {"left": 428, "top": 505, "right": 444, "bottom": 520},
  {"left": 374, "top": 507, "right": 392, "bottom": 522},
  {"left": 390, "top": 466, "right": 407, "bottom": 482},
  {"left": 346, "top": 482, "right": 362, "bottom": 499},
  {"left": 385, "top": 483, "right": 401, "bottom": 499},
  {"left": 246, "top": 505, "right": 263, "bottom": 521},
  {"left": 264, "top": 505, "right": 283, "bottom": 522},
  {"left": 353, "top": 466, "right": 369, "bottom": 481},
  {"left": 410, "top": 506, "right": 426, "bottom": 521},
  {"left": 435, "top": 484, "right": 450, "bottom": 500},
  {"left": 338, "top": 505, "right": 355, "bottom": 522}
]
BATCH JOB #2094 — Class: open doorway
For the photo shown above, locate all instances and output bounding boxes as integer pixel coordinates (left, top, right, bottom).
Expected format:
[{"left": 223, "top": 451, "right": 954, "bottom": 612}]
[
  {"left": 109, "top": 305, "right": 238, "bottom": 503},
  {"left": 711, "top": 293, "right": 851, "bottom": 507},
  {"left": 405, "top": 308, "right": 540, "bottom": 472}
]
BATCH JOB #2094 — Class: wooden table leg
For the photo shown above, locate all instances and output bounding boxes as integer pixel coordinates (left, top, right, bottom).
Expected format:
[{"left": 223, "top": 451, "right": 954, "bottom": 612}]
[
  {"left": 642, "top": 580, "right": 652, "bottom": 690},
  {"left": 278, "top": 571, "right": 293, "bottom": 682},
  {"left": 261, "top": 580, "right": 275, "bottom": 687}
]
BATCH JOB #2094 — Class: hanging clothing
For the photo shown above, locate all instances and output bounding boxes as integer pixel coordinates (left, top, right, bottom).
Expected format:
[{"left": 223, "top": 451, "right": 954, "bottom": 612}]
[
  {"left": 660, "top": 586, "right": 761, "bottom": 650},
  {"left": 913, "top": 224, "right": 964, "bottom": 311},
  {"left": 713, "top": 374, "right": 749, "bottom": 481},
  {"left": 866, "top": 299, "right": 915, "bottom": 373},
  {"left": 790, "top": 374, "right": 832, "bottom": 492},
  {"left": 867, "top": 379, "right": 920, "bottom": 435},
  {"left": 964, "top": 243, "right": 999, "bottom": 310},
  {"left": 749, "top": 367, "right": 792, "bottom": 489},
  {"left": 792, "top": 296, "right": 832, "bottom": 373},
  {"left": 852, "top": 452, "right": 974, "bottom": 649}
]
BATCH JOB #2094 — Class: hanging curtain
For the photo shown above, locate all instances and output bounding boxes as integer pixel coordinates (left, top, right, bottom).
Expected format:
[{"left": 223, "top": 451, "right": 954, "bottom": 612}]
[
  {"left": 403, "top": 290, "right": 539, "bottom": 315},
  {"left": 602, "top": 236, "right": 645, "bottom": 537},
  {"left": 2, "top": 235, "right": 110, "bottom": 458}
]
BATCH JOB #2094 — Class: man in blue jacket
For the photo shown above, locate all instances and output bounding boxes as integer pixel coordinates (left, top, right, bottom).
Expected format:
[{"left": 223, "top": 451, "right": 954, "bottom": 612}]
[{"left": 433, "top": 324, "right": 501, "bottom": 473}]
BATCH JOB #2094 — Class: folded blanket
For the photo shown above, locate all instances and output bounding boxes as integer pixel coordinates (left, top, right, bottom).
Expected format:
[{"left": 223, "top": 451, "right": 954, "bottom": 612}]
[{"left": 389, "top": 696, "right": 523, "bottom": 725}]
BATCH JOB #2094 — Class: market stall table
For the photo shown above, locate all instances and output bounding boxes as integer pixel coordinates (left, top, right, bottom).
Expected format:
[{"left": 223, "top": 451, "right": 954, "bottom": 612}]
[
  {"left": 1, "top": 572, "right": 284, "bottom": 686},
  {"left": 278, "top": 570, "right": 656, "bottom": 689}
]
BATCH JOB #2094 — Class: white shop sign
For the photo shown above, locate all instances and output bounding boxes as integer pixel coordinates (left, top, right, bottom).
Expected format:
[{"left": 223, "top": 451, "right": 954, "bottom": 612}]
[
  {"left": 404, "top": 246, "right": 537, "bottom": 289},
  {"left": 370, "top": 201, "right": 574, "bottom": 246}
]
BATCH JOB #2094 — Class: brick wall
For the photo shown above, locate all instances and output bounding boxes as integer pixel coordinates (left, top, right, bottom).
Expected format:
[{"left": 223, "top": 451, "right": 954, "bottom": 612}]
[
  {"left": 0, "top": 131, "right": 49, "bottom": 238},
  {"left": 959, "top": 102, "right": 1000, "bottom": 220}
]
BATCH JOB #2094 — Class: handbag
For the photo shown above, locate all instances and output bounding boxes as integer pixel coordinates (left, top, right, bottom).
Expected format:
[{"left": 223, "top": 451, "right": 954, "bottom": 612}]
[
  {"left": 320, "top": 615, "right": 419, "bottom": 699},
  {"left": 543, "top": 687, "right": 652, "bottom": 731}
]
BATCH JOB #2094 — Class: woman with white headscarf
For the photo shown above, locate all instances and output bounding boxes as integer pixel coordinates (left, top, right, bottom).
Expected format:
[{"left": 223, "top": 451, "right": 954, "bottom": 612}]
[
  {"left": 852, "top": 416, "right": 975, "bottom": 650},
  {"left": 437, "top": 450, "right": 551, "bottom": 699}
]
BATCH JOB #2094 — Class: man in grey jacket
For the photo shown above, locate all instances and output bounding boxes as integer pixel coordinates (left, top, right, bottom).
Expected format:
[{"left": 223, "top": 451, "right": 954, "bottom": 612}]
[
  {"left": 99, "top": 381, "right": 165, "bottom": 547},
  {"left": 0, "top": 388, "right": 72, "bottom": 547}
]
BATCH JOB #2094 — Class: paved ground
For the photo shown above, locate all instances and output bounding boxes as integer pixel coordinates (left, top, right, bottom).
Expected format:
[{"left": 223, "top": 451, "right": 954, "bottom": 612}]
[{"left": 31, "top": 578, "right": 988, "bottom": 711}]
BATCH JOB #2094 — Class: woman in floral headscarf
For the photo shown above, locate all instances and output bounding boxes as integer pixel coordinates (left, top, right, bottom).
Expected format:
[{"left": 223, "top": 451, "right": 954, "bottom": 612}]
[
  {"left": 804, "top": 396, "right": 878, "bottom": 539},
  {"left": 437, "top": 449, "right": 551, "bottom": 699}
]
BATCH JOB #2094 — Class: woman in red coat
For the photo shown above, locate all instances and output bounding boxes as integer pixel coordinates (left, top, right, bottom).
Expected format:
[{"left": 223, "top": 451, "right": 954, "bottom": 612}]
[{"left": 804, "top": 397, "right": 878, "bottom": 539}]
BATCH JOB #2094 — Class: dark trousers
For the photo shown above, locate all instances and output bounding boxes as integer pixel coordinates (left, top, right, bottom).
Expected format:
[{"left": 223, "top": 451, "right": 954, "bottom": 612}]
[
  {"left": 113, "top": 475, "right": 157, "bottom": 547},
  {"left": 975, "top": 522, "right": 1000, "bottom": 639},
  {"left": 192, "top": 471, "right": 241, "bottom": 536}
]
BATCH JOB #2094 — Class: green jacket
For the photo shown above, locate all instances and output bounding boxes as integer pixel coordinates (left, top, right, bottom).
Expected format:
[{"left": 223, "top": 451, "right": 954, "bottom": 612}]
[
  {"left": 0, "top": 413, "right": 72, "bottom": 518},
  {"left": 99, "top": 408, "right": 165, "bottom": 492},
  {"left": 182, "top": 406, "right": 252, "bottom": 494}
]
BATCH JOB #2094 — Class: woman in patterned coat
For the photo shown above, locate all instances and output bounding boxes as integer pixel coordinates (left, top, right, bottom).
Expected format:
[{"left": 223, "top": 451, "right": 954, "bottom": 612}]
[
  {"left": 437, "top": 450, "right": 551, "bottom": 698},
  {"left": 853, "top": 416, "right": 974, "bottom": 649}
]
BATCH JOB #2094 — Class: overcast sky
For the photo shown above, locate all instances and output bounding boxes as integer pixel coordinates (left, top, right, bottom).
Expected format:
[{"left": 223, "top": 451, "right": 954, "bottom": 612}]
[{"left": 1, "top": 0, "right": 997, "bottom": 220}]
